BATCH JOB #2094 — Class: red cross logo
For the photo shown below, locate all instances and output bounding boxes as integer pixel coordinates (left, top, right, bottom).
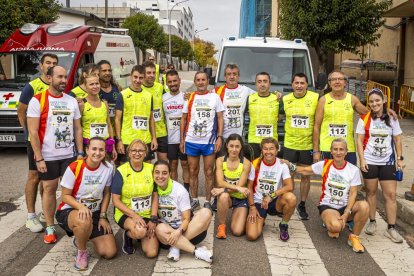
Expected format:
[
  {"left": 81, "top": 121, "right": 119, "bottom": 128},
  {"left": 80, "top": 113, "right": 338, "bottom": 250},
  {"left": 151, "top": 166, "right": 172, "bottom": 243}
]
[{"left": 2, "top": 93, "right": 14, "bottom": 101}]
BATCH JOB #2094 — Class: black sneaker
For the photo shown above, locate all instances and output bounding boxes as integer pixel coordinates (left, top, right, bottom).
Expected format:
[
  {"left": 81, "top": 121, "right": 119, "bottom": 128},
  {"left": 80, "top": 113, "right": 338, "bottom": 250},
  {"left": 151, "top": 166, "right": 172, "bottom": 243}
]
[
  {"left": 122, "top": 230, "right": 135, "bottom": 254},
  {"left": 203, "top": 201, "right": 213, "bottom": 214},
  {"left": 297, "top": 204, "right": 309, "bottom": 220},
  {"left": 191, "top": 199, "right": 200, "bottom": 212},
  {"left": 211, "top": 197, "right": 217, "bottom": 212}
]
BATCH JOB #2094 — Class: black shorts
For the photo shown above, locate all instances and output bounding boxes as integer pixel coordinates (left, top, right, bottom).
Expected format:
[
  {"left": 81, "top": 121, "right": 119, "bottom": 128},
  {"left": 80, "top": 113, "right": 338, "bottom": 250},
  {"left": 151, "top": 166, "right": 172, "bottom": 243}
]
[
  {"left": 230, "top": 197, "right": 248, "bottom": 209},
  {"left": 321, "top": 151, "right": 357, "bottom": 166},
  {"left": 167, "top": 144, "right": 187, "bottom": 161},
  {"left": 117, "top": 214, "right": 150, "bottom": 230},
  {"left": 160, "top": 229, "right": 207, "bottom": 249},
  {"left": 38, "top": 157, "right": 76, "bottom": 181},
  {"left": 156, "top": 136, "right": 168, "bottom": 153},
  {"left": 26, "top": 141, "right": 37, "bottom": 171},
  {"left": 361, "top": 164, "right": 396, "bottom": 181},
  {"left": 56, "top": 209, "right": 109, "bottom": 240},
  {"left": 254, "top": 198, "right": 282, "bottom": 219},
  {"left": 283, "top": 147, "right": 313, "bottom": 165},
  {"left": 318, "top": 205, "right": 346, "bottom": 216},
  {"left": 117, "top": 144, "right": 154, "bottom": 163}
]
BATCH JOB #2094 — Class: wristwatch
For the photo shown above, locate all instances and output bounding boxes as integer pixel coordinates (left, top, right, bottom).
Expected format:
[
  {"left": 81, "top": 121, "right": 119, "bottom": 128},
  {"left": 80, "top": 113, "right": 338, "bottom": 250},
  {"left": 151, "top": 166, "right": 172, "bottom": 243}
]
[
  {"left": 150, "top": 215, "right": 158, "bottom": 224},
  {"left": 99, "top": 212, "right": 107, "bottom": 219},
  {"left": 397, "top": 156, "right": 404, "bottom": 160}
]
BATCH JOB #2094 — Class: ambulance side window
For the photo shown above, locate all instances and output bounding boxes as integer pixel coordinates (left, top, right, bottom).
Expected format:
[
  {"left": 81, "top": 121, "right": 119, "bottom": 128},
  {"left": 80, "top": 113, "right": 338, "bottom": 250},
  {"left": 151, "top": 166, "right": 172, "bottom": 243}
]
[{"left": 74, "top": 53, "right": 95, "bottom": 86}]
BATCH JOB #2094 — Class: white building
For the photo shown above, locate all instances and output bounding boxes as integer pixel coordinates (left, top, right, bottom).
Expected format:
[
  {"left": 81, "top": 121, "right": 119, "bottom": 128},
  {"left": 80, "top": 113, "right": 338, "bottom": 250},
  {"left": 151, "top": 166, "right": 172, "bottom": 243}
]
[{"left": 127, "top": 0, "right": 194, "bottom": 41}]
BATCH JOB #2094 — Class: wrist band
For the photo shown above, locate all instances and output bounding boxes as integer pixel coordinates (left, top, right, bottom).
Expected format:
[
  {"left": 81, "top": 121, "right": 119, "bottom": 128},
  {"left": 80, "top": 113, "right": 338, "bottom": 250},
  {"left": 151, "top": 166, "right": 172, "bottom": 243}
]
[
  {"left": 249, "top": 203, "right": 255, "bottom": 207},
  {"left": 36, "top": 159, "right": 44, "bottom": 163}
]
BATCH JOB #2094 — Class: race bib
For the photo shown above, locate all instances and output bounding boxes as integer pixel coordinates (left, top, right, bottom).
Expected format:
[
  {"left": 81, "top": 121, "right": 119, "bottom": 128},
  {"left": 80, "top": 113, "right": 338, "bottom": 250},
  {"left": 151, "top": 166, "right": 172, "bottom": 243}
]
[
  {"left": 328, "top": 124, "right": 347, "bottom": 137},
  {"left": 51, "top": 109, "right": 72, "bottom": 127},
  {"left": 226, "top": 105, "right": 242, "bottom": 129},
  {"left": 327, "top": 180, "right": 347, "bottom": 204},
  {"left": 90, "top": 123, "right": 108, "bottom": 138},
  {"left": 256, "top": 125, "right": 273, "bottom": 137},
  {"left": 108, "top": 104, "right": 116, "bottom": 118},
  {"left": 167, "top": 116, "right": 181, "bottom": 130},
  {"left": 80, "top": 198, "right": 101, "bottom": 212},
  {"left": 195, "top": 108, "right": 211, "bottom": 120},
  {"left": 158, "top": 205, "right": 179, "bottom": 223},
  {"left": 153, "top": 109, "right": 162, "bottom": 122},
  {"left": 291, "top": 115, "right": 309, "bottom": 129},
  {"left": 132, "top": 116, "right": 148, "bottom": 130},
  {"left": 257, "top": 179, "right": 277, "bottom": 195},
  {"left": 131, "top": 195, "right": 152, "bottom": 213}
]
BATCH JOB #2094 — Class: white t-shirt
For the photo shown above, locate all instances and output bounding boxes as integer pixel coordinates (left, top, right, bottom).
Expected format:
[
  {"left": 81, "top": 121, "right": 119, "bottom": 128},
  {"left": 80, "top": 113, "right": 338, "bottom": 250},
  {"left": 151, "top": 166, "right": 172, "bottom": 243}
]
[
  {"left": 158, "top": 181, "right": 191, "bottom": 229},
  {"left": 162, "top": 91, "right": 185, "bottom": 144},
  {"left": 58, "top": 161, "right": 114, "bottom": 211},
  {"left": 183, "top": 92, "right": 225, "bottom": 144},
  {"left": 253, "top": 158, "right": 291, "bottom": 203},
  {"left": 312, "top": 160, "right": 361, "bottom": 209},
  {"left": 27, "top": 91, "right": 81, "bottom": 161},
  {"left": 216, "top": 85, "right": 254, "bottom": 139},
  {"left": 356, "top": 117, "right": 402, "bottom": 165}
]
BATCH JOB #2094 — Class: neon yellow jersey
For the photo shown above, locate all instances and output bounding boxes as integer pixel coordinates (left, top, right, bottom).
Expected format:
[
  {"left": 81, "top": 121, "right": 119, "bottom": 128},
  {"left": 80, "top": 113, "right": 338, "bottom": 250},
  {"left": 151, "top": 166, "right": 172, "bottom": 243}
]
[
  {"left": 223, "top": 157, "right": 245, "bottom": 199},
  {"left": 162, "top": 74, "right": 170, "bottom": 93},
  {"left": 248, "top": 93, "right": 279, "bottom": 144},
  {"left": 283, "top": 91, "right": 319, "bottom": 150},
  {"left": 30, "top": 78, "right": 49, "bottom": 96},
  {"left": 114, "top": 162, "right": 154, "bottom": 222},
  {"left": 120, "top": 87, "right": 153, "bottom": 145},
  {"left": 81, "top": 100, "right": 109, "bottom": 139},
  {"left": 142, "top": 83, "right": 167, "bottom": 138},
  {"left": 71, "top": 86, "right": 88, "bottom": 99},
  {"left": 320, "top": 93, "right": 355, "bottom": 152},
  {"left": 155, "top": 64, "right": 160, "bottom": 83}
]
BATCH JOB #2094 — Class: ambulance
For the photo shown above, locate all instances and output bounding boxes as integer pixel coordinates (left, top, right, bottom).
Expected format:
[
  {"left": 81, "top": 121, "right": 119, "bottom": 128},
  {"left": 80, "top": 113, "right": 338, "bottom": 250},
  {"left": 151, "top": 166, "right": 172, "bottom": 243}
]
[{"left": 0, "top": 23, "right": 138, "bottom": 146}]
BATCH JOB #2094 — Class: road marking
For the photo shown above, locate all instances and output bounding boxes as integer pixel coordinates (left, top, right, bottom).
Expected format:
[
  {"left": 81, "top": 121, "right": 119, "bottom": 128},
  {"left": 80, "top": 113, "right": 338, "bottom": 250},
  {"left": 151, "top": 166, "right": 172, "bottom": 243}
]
[
  {"left": 0, "top": 192, "right": 60, "bottom": 243},
  {"left": 361, "top": 212, "right": 414, "bottom": 276},
  {"left": 263, "top": 213, "right": 329, "bottom": 275},
  {"left": 27, "top": 215, "right": 120, "bottom": 275},
  {"left": 152, "top": 198, "right": 213, "bottom": 276}
]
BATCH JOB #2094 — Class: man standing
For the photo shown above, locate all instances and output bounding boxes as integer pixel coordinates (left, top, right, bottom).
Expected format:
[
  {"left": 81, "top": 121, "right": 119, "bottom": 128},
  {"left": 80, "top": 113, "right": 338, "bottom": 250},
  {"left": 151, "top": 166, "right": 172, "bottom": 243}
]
[
  {"left": 282, "top": 73, "right": 319, "bottom": 220},
  {"left": 142, "top": 61, "right": 168, "bottom": 161},
  {"left": 162, "top": 69, "right": 190, "bottom": 189},
  {"left": 98, "top": 60, "right": 121, "bottom": 120},
  {"left": 17, "top": 53, "right": 58, "bottom": 233},
  {"left": 27, "top": 66, "right": 83, "bottom": 243},
  {"left": 313, "top": 70, "right": 368, "bottom": 165},
  {"left": 148, "top": 55, "right": 160, "bottom": 83},
  {"left": 214, "top": 63, "right": 254, "bottom": 156},
  {"left": 246, "top": 72, "right": 280, "bottom": 161}
]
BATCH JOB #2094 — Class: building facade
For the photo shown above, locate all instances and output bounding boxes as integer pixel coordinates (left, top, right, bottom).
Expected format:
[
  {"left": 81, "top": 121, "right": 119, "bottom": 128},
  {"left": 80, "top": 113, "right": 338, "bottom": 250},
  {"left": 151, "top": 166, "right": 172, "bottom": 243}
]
[
  {"left": 239, "top": 0, "right": 272, "bottom": 38},
  {"left": 71, "top": 7, "right": 137, "bottom": 28}
]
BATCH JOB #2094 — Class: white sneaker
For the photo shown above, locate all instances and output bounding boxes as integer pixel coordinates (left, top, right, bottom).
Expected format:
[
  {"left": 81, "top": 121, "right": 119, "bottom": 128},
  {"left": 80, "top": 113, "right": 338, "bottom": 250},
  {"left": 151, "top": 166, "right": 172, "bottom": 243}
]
[
  {"left": 194, "top": 246, "right": 213, "bottom": 263},
  {"left": 384, "top": 228, "right": 403, "bottom": 243},
  {"left": 38, "top": 212, "right": 46, "bottom": 223},
  {"left": 26, "top": 217, "right": 44, "bottom": 233},
  {"left": 167, "top": 247, "right": 180, "bottom": 262},
  {"left": 364, "top": 221, "right": 376, "bottom": 235}
]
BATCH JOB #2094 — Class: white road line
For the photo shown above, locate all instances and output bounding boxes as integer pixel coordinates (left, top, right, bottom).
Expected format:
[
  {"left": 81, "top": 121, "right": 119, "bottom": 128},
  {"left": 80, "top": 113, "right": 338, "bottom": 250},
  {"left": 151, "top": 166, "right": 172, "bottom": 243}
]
[
  {"left": 0, "top": 192, "right": 61, "bottom": 243},
  {"left": 361, "top": 212, "right": 414, "bottom": 276},
  {"left": 27, "top": 215, "right": 120, "bottom": 276},
  {"left": 263, "top": 213, "right": 329, "bottom": 276},
  {"left": 152, "top": 198, "right": 213, "bottom": 276}
]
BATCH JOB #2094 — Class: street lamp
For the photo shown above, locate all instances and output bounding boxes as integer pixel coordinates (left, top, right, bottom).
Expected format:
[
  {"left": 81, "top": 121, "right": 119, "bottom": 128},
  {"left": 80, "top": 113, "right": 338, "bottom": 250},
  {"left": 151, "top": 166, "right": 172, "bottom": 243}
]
[
  {"left": 168, "top": 0, "right": 189, "bottom": 63},
  {"left": 192, "top": 27, "right": 209, "bottom": 52}
]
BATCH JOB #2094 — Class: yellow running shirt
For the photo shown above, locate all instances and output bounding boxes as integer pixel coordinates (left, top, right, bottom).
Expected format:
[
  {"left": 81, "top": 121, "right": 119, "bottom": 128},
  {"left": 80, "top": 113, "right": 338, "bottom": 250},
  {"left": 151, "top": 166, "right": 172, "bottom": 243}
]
[
  {"left": 142, "top": 83, "right": 167, "bottom": 138},
  {"left": 81, "top": 99, "right": 109, "bottom": 139}
]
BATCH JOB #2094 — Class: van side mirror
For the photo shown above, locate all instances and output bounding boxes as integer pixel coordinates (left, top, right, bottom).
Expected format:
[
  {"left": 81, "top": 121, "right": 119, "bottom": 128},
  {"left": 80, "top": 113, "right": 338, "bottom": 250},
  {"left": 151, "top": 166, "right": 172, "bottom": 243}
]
[
  {"left": 316, "top": 72, "right": 327, "bottom": 91},
  {"left": 209, "top": 76, "right": 216, "bottom": 85}
]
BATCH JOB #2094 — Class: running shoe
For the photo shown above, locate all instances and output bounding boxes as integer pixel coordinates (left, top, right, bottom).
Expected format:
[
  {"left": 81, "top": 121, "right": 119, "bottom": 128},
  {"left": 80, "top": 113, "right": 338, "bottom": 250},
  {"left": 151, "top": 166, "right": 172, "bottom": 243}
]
[
  {"left": 296, "top": 204, "right": 309, "bottom": 220},
  {"left": 384, "top": 227, "right": 404, "bottom": 243},
  {"left": 194, "top": 246, "right": 213, "bottom": 263},
  {"left": 364, "top": 221, "right": 377, "bottom": 235},
  {"left": 38, "top": 212, "right": 46, "bottom": 223},
  {"left": 203, "top": 201, "right": 213, "bottom": 213},
  {"left": 26, "top": 217, "right": 43, "bottom": 233},
  {"left": 216, "top": 224, "right": 227, "bottom": 239},
  {"left": 348, "top": 234, "right": 365, "bottom": 253},
  {"left": 43, "top": 226, "right": 57, "bottom": 244},
  {"left": 211, "top": 197, "right": 217, "bottom": 212},
  {"left": 279, "top": 223, "right": 290, "bottom": 241},
  {"left": 74, "top": 249, "right": 89, "bottom": 271},
  {"left": 347, "top": 220, "right": 354, "bottom": 232},
  {"left": 191, "top": 199, "right": 200, "bottom": 212},
  {"left": 167, "top": 246, "right": 180, "bottom": 262},
  {"left": 122, "top": 230, "right": 135, "bottom": 254}
]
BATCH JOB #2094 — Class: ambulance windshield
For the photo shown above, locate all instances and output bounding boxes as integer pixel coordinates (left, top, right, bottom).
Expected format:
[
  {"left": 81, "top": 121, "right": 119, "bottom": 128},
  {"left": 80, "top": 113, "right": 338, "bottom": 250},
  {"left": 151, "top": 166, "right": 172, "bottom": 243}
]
[{"left": 0, "top": 51, "right": 75, "bottom": 87}]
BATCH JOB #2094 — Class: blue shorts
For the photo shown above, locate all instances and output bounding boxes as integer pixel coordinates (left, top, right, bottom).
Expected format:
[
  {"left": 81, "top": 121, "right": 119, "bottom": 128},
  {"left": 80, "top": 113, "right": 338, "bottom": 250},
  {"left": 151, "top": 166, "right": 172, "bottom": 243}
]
[
  {"left": 321, "top": 151, "right": 357, "bottom": 165},
  {"left": 230, "top": 197, "right": 248, "bottom": 209},
  {"left": 255, "top": 198, "right": 283, "bottom": 219},
  {"left": 185, "top": 142, "right": 214, "bottom": 157}
]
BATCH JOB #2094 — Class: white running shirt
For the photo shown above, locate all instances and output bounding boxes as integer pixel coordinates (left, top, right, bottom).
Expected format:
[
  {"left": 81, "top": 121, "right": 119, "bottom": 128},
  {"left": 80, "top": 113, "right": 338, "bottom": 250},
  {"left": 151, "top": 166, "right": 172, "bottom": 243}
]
[{"left": 163, "top": 91, "right": 186, "bottom": 144}]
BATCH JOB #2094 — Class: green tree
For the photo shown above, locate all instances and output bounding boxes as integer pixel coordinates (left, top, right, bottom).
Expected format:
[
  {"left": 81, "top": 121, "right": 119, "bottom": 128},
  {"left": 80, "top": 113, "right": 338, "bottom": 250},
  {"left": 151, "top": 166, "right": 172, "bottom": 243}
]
[
  {"left": 0, "top": 0, "right": 61, "bottom": 44},
  {"left": 122, "top": 13, "right": 166, "bottom": 56},
  {"left": 164, "top": 34, "right": 194, "bottom": 68},
  {"left": 279, "top": 0, "right": 392, "bottom": 73},
  {"left": 193, "top": 38, "right": 217, "bottom": 67}
]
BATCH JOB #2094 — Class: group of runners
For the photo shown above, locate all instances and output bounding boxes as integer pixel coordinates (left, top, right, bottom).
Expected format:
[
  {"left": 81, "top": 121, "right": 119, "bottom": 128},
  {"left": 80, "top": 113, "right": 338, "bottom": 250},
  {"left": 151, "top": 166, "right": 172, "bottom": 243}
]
[{"left": 18, "top": 54, "right": 406, "bottom": 271}]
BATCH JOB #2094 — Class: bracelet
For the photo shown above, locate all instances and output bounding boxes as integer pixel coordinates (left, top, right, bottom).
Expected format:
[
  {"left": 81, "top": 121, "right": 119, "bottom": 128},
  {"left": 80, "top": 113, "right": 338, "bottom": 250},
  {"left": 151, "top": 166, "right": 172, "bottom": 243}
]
[
  {"left": 99, "top": 212, "right": 108, "bottom": 219},
  {"left": 312, "top": 150, "right": 320, "bottom": 154},
  {"left": 288, "top": 163, "right": 297, "bottom": 172},
  {"left": 150, "top": 215, "right": 158, "bottom": 224},
  {"left": 77, "top": 151, "right": 85, "bottom": 157},
  {"left": 36, "top": 159, "right": 44, "bottom": 163},
  {"left": 249, "top": 203, "right": 255, "bottom": 207}
]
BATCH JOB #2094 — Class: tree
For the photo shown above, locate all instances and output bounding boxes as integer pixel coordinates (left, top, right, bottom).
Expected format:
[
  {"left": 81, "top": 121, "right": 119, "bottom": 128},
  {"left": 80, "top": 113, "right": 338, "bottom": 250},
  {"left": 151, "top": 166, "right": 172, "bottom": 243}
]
[
  {"left": 0, "top": 0, "right": 61, "bottom": 44},
  {"left": 193, "top": 38, "right": 218, "bottom": 67},
  {"left": 163, "top": 34, "right": 194, "bottom": 68},
  {"left": 122, "top": 13, "right": 166, "bottom": 55},
  {"left": 279, "top": 0, "right": 392, "bottom": 73}
]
